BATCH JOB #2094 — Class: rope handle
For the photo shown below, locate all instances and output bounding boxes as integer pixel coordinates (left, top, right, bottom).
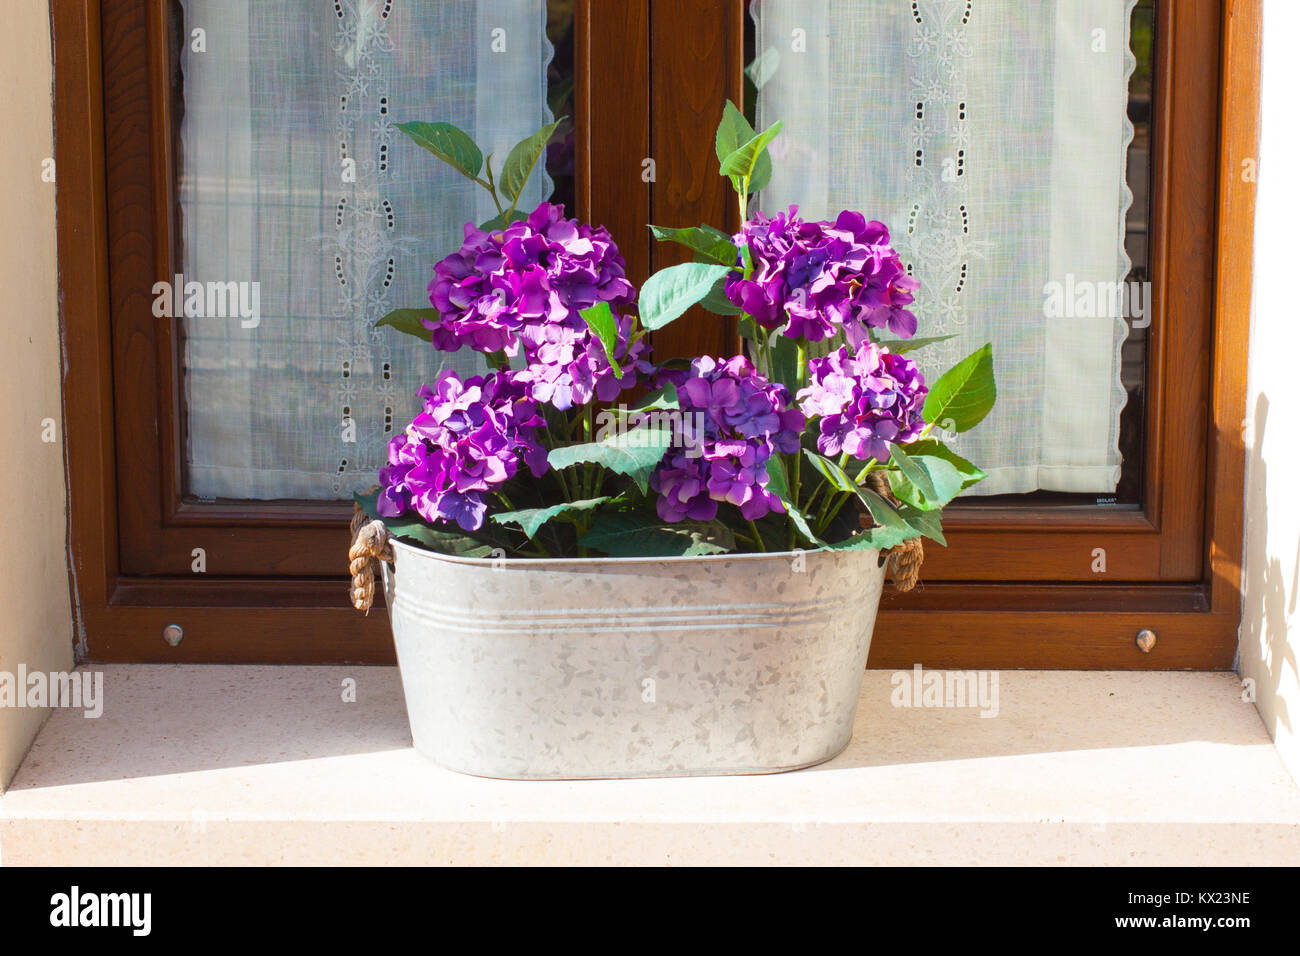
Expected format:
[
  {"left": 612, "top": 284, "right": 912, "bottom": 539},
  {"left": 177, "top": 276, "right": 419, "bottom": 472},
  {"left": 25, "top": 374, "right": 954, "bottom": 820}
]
[{"left": 349, "top": 501, "right": 393, "bottom": 615}]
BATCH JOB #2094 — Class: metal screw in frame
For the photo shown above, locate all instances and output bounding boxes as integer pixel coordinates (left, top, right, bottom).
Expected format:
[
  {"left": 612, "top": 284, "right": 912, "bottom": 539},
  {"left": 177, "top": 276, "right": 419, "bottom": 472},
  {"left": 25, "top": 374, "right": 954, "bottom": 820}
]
[
  {"left": 1135, "top": 628, "right": 1157, "bottom": 653},
  {"left": 162, "top": 624, "right": 184, "bottom": 647}
]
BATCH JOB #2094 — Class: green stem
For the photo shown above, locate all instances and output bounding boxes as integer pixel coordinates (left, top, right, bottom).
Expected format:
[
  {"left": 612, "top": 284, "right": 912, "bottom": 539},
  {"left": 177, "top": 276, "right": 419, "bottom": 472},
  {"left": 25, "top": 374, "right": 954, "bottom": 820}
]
[
  {"left": 747, "top": 519, "right": 768, "bottom": 553},
  {"left": 804, "top": 477, "right": 830, "bottom": 519},
  {"left": 787, "top": 450, "right": 801, "bottom": 552},
  {"left": 815, "top": 490, "right": 845, "bottom": 536}
]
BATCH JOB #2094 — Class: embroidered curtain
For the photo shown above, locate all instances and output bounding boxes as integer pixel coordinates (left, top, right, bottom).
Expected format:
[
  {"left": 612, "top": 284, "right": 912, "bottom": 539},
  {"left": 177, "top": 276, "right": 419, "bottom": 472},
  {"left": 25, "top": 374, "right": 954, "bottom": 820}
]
[
  {"left": 751, "top": 0, "right": 1137, "bottom": 495},
  {"left": 178, "top": 0, "right": 554, "bottom": 499}
]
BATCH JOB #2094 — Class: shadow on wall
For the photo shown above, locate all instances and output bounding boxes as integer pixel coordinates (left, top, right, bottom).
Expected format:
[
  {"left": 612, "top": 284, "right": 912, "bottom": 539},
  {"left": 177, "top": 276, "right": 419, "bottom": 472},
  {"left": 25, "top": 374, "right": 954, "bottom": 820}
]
[{"left": 1240, "top": 392, "right": 1297, "bottom": 741}]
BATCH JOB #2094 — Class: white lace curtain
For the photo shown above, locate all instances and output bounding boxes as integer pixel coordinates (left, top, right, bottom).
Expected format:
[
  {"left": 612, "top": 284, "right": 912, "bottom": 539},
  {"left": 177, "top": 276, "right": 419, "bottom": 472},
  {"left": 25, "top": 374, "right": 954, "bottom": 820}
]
[
  {"left": 753, "top": 0, "right": 1136, "bottom": 495},
  {"left": 178, "top": 0, "right": 553, "bottom": 500}
]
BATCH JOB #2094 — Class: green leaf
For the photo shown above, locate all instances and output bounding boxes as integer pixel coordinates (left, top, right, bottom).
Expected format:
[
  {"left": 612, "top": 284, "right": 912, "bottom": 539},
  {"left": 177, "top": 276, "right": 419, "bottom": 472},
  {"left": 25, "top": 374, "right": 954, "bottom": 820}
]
[
  {"left": 626, "top": 383, "right": 679, "bottom": 413},
  {"left": 801, "top": 449, "right": 858, "bottom": 494},
  {"left": 637, "top": 262, "right": 733, "bottom": 331},
  {"left": 900, "top": 438, "right": 987, "bottom": 491},
  {"left": 500, "top": 117, "right": 565, "bottom": 202},
  {"left": 375, "top": 307, "right": 437, "bottom": 342},
  {"left": 746, "top": 149, "right": 775, "bottom": 195},
  {"left": 888, "top": 445, "right": 966, "bottom": 510},
  {"left": 395, "top": 122, "right": 483, "bottom": 180},
  {"left": 764, "top": 455, "right": 790, "bottom": 500},
  {"left": 874, "top": 334, "right": 958, "bottom": 354},
  {"left": 738, "top": 316, "right": 762, "bottom": 343},
  {"left": 785, "top": 502, "right": 825, "bottom": 549},
  {"left": 898, "top": 505, "right": 947, "bottom": 546},
  {"left": 353, "top": 491, "right": 498, "bottom": 558},
  {"left": 719, "top": 121, "right": 783, "bottom": 182},
  {"left": 859, "top": 488, "right": 914, "bottom": 536},
  {"left": 491, "top": 497, "right": 611, "bottom": 540},
  {"left": 478, "top": 209, "right": 529, "bottom": 233},
  {"left": 715, "top": 99, "right": 756, "bottom": 165},
  {"left": 548, "top": 426, "right": 673, "bottom": 494},
  {"left": 648, "top": 224, "right": 738, "bottom": 266},
  {"left": 714, "top": 99, "right": 774, "bottom": 195},
  {"left": 699, "top": 275, "right": 742, "bottom": 315},
  {"left": 820, "top": 488, "right": 923, "bottom": 552},
  {"left": 823, "top": 522, "right": 918, "bottom": 553},
  {"left": 923, "top": 342, "right": 997, "bottom": 433},
  {"left": 763, "top": 454, "right": 826, "bottom": 548},
  {"left": 580, "top": 301, "right": 623, "bottom": 379},
  {"left": 579, "top": 512, "right": 731, "bottom": 557}
]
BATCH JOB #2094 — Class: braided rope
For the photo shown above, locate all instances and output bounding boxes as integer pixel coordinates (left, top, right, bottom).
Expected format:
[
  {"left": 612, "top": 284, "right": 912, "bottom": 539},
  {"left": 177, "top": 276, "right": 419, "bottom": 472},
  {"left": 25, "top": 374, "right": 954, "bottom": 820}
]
[{"left": 348, "top": 501, "right": 393, "bottom": 615}]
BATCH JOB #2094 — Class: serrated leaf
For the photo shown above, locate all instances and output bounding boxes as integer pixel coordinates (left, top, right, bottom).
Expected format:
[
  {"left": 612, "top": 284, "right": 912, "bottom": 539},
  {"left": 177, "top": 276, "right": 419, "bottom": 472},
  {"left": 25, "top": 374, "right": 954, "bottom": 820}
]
[
  {"left": 579, "top": 513, "right": 731, "bottom": 557},
  {"left": 888, "top": 445, "right": 965, "bottom": 510},
  {"left": 548, "top": 427, "right": 673, "bottom": 494},
  {"left": 714, "top": 100, "right": 774, "bottom": 195},
  {"left": 395, "top": 122, "right": 483, "bottom": 180},
  {"left": 923, "top": 342, "right": 997, "bottom": 433},
  {"left": 648, "top": 223, "right": 737, "bottom": 266},
  {"left": 580, "top": 301, "right": 623, "bottom": 379},
  {"left": 874, "top": 334, "right": 958, "bottom": 354},
  {"left": 823, "top": 523, "right": 917, "bottom": 553},
  {"left": 500, "top": 117, "right": 565, "bottom": 202},
  {"left": 375, "top": 307, "right": 437, "bottom": 342},
  {"left": 638, "top": 262, "right": 733, "bottom": 331},
  {"left": 719, "top": 121, "right": 783, "bottom": 182},
  {"left": 898, "top": 505, "right": 946, "bottom": 546},
  {"left": 900, "top": 439, "right": 987, "bottom": 491},
  {"left": 491, "top": 497, "right": 611, "bottom": 540},
  {"left": 715, "top": 99, "right": 756, "bottom": 164}
]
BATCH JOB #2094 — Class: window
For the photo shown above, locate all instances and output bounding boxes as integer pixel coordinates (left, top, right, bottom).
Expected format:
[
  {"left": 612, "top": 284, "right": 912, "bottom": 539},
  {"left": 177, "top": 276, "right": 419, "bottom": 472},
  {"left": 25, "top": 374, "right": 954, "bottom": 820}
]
[{"left": 54, "top": 0, "right": 1250, "bottom": 667}]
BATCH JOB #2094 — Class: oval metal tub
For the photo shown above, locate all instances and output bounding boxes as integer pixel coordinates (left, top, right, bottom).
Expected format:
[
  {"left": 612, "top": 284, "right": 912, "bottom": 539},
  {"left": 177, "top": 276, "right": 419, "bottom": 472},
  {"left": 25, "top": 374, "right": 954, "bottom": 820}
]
[{"left": 381, "top": 541, "right": 885, "bottom": 780}]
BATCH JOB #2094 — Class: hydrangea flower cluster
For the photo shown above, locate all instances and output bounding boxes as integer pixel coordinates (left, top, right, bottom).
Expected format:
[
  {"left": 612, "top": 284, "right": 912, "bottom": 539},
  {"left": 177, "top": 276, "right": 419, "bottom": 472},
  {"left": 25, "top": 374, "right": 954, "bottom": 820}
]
[
  {"left": 724, "top": 207, "right": 919, "bottom": 344},
  {"left": 377, "top": 369, "right": 547, "bottom": 532},
  {"left": 426, "top": 201, "right": 649, "bottom": 409},
  {"left": 797, "top": 344, "right": 928, "bottom": 464},
  {"left": 652, "top": 356, "right": 805, "bottom": 523}
]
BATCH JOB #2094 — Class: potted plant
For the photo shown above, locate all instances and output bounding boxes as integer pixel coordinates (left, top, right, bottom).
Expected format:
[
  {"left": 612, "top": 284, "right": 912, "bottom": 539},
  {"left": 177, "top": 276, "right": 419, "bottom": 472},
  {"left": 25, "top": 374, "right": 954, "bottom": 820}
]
[{"left": 348, "top": 102, "right": 996, "bottom": 779}]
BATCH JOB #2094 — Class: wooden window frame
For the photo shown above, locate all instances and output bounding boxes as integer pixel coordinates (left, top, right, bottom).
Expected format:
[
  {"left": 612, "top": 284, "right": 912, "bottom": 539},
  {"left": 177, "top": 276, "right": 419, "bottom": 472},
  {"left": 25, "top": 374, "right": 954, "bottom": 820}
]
[{"left": 53, "top": 0, "right": 1258, "bottom": 667}]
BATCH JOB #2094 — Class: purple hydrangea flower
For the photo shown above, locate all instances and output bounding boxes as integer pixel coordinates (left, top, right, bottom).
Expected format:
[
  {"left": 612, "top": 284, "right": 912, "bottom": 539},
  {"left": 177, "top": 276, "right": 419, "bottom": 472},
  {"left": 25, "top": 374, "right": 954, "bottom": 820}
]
[
  {"left": 724, "top": 206, "right": 919, "bottom": 344},
  {"left": 652, "top": 356, "right": 805, "bottom": 524},
  {"left": 797, "top": 344, "right": 928, "bottom": 464},
  {"left": 425, "top": 202, "right": 650, "bottom": 410},
  {"left": 377, "top": 368, "right": 548, "bottom": 531}
]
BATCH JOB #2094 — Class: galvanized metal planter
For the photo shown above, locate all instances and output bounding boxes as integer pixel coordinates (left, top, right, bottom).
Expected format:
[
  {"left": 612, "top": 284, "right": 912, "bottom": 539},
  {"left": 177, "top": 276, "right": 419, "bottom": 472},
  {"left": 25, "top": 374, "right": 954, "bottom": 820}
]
[{"left": 381, "top": 541, "right": 886, "bottom": 780}]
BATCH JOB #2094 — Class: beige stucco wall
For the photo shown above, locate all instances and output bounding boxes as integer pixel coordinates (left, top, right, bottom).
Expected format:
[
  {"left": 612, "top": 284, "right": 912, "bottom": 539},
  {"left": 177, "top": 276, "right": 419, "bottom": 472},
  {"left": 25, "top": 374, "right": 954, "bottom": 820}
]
[
  {"left": 0, "top": 0, "right": 74, "bottom": 790},
  {"left": 1239, "top": 0, "right": 1300, "bottom": 787}
]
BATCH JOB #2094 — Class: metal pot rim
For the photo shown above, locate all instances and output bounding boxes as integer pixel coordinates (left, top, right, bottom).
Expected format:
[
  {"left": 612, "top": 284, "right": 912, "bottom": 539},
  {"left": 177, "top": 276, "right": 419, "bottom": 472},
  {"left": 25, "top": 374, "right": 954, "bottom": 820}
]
[{"left": 387, "top": 535, "right": 880, "bottom": 568}]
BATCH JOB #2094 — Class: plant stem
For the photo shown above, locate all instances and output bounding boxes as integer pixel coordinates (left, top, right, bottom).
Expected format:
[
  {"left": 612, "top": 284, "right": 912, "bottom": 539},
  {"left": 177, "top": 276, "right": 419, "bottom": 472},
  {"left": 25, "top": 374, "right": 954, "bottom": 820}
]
[{"left": 747, "top": 519, "right": 768, "bottom": 552}]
